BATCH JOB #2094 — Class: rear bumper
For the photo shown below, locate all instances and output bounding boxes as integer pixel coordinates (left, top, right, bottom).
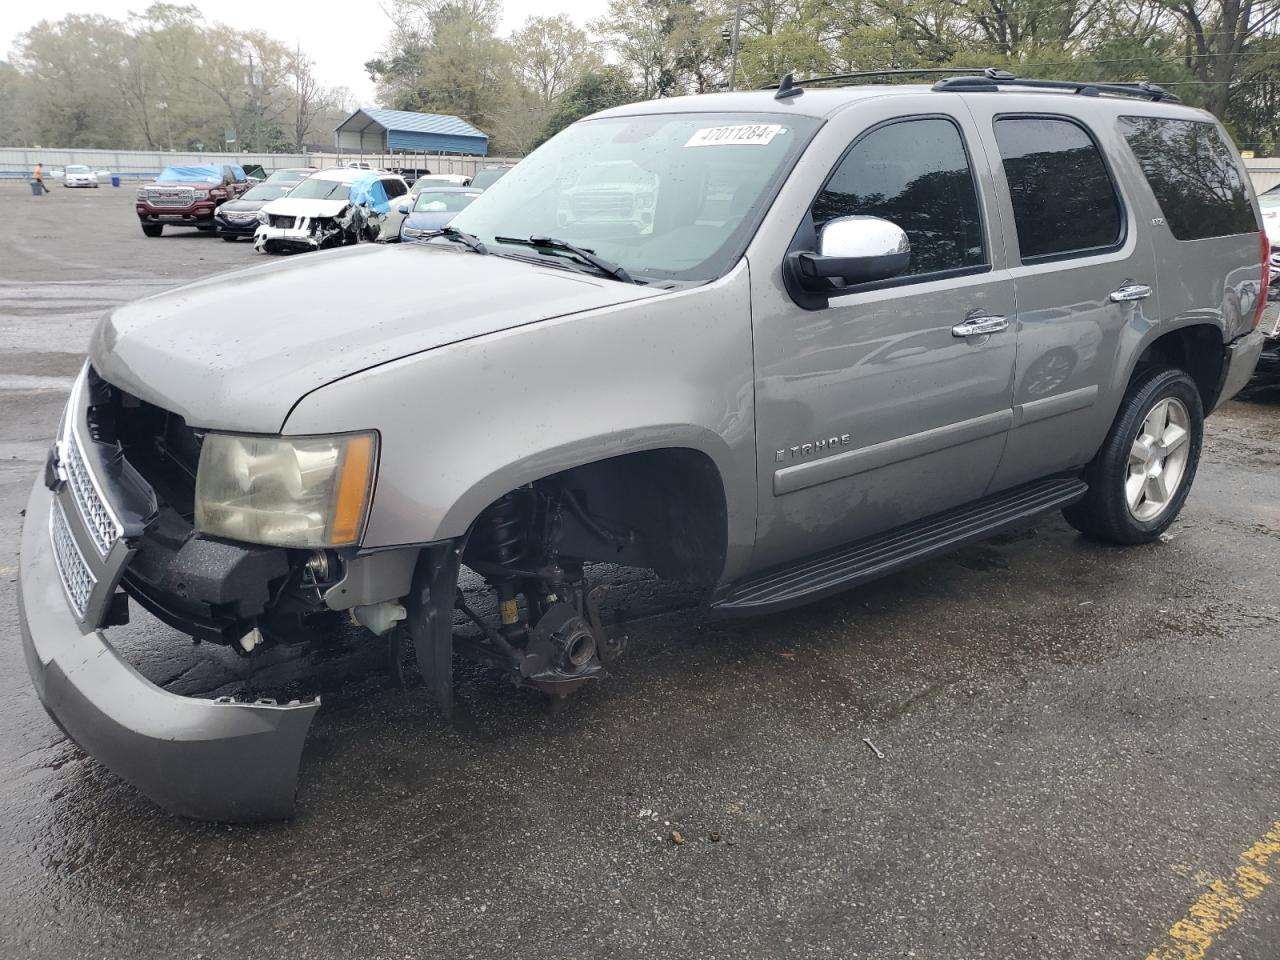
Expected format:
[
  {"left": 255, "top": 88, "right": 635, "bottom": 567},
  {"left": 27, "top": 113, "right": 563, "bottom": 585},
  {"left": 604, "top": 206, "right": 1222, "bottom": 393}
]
[
  {"left": 19, "top": 476, "right": 319, "bottom": 822},
  {"left": 1213, "top": 328, "right": 1265, "bottom": 408}
]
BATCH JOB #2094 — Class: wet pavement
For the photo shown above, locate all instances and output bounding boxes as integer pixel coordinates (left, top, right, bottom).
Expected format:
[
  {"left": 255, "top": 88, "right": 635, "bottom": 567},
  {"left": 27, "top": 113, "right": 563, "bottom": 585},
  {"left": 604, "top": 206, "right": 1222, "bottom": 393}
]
[{"left": 1, "top": 184, "right": 1279, "bottom": 959}]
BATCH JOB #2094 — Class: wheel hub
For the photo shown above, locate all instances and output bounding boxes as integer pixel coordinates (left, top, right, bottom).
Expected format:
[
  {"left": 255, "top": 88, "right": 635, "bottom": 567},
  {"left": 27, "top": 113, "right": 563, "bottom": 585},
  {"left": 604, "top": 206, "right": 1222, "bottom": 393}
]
[{"left": 1126, "top": 396, "right": 1191, "bottom": 522}]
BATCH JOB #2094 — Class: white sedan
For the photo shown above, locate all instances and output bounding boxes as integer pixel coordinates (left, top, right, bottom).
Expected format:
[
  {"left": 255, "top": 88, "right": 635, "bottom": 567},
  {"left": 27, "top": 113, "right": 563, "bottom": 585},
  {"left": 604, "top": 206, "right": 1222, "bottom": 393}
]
[{"left": 63, "top": 164, "right": 98, "bottom": 188}]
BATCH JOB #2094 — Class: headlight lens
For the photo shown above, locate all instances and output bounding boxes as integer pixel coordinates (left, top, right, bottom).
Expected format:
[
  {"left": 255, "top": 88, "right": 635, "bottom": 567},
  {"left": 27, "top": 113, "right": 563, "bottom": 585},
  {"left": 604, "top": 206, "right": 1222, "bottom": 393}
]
[
  {"left": 257, "top": 209, "right": 269, "bottom": 224},
  {"left": 195, "top": 432, "right": 377, "bottom": 548},
  {"left": 401, "top": 225, "right": 422, "bottom": 238},
  {"left": 193, "top": 189, "right": 209, "bottom": 199},
  {"left": 136, "top": 187, "right": 146, "bottom": 200}
]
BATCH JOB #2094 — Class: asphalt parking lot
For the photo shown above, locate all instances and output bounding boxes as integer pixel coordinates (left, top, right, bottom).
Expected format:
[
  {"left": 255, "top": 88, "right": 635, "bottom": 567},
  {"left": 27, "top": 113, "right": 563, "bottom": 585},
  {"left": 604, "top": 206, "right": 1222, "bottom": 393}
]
[{"left": 1, "top": 182, "right": 1279, "bottom": 960}]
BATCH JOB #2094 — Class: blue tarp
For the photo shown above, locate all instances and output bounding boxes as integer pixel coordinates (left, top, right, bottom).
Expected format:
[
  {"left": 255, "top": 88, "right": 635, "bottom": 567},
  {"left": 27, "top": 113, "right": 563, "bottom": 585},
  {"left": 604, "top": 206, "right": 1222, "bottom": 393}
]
[
  {"left": 348, "top": 174, "right": 390, "bottom": 213},
  {"left": 156, "top": 164, "right": 224, "bottom": 184}
]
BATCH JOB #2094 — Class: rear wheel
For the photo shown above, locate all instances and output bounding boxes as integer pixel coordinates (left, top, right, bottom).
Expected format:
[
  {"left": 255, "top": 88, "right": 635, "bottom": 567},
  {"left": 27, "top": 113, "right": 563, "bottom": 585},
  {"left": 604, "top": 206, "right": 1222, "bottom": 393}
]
[
  {"left": 141, "top": 224, "right": 163, "bottom": 237},
  {"left": 1063, "top": 366, "right": 1203, "bottom": 544}
]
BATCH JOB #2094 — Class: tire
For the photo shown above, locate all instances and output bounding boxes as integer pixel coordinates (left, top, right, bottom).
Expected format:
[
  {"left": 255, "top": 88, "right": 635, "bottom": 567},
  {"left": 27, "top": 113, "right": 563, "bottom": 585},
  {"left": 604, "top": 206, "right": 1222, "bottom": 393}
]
[
  {"left": 141, "top": 224, "right": 163, "bottom": 237},
  {"left": 1063, "top": 365, "right": 1204, "bottom": 544}
]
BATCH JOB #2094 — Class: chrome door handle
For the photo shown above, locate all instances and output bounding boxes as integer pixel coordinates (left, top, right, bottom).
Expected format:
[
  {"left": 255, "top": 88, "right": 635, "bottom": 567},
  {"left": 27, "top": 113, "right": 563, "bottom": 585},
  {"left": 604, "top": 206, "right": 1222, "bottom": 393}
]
[
  {"left": 1110, "top": 283, "right": 1152, "bottom": 302},
  {"left": 952, "top": 315, "right": 1008, "bottom": 337}
]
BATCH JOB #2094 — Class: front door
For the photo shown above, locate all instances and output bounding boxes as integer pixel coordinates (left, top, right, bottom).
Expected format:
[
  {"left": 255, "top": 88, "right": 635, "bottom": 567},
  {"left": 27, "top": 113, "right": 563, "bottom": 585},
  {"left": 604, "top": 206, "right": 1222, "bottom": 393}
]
[{"left": 750, "top": 102, "right": 1018, "bottom": 571}]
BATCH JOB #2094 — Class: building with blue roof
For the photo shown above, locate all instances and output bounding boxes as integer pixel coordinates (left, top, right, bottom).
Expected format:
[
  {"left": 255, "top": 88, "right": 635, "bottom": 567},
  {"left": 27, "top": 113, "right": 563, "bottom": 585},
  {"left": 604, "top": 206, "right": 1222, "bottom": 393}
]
[{"left": 334, "top": 108, "right": 489, "bottom": 157}]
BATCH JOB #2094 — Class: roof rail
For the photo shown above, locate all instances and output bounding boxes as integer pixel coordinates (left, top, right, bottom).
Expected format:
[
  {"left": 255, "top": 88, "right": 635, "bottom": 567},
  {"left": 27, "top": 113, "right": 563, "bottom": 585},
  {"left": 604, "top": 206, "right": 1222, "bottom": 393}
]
[
  {"left": 932, "top": 74, "right": 1180, "bottom": 103},
  {"left": 763, "top": 66, "right": 1003, "bottom": 91}
]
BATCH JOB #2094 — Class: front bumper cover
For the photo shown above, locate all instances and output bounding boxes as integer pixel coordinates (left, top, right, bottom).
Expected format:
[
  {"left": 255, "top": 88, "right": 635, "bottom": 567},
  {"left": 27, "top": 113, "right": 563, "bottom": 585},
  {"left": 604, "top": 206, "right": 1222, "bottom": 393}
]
[{"left": 19, "top": 476, "right": 319, "bottom": 822}]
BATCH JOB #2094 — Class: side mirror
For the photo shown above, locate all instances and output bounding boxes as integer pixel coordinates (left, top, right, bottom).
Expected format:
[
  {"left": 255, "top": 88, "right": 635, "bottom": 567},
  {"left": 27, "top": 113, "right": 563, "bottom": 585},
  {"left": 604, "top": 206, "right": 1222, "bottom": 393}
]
[
  {"left": 787, "top": 216, "right": 910, "bottom": 304},
  {"left": 397, "top": 202, "right": 410, "bottom": 215}
]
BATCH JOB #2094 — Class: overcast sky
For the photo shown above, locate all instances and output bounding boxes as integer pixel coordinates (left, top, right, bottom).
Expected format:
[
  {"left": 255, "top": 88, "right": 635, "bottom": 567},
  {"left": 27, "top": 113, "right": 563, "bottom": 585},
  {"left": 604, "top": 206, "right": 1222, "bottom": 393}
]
[{"left": 0, "top": 0, "right": 605, "bottom": 105}]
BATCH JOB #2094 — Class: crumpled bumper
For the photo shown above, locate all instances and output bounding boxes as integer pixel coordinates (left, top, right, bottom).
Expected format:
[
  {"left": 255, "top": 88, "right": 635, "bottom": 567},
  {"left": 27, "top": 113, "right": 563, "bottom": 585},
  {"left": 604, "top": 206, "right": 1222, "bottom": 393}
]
[
  {"left": 19, "top": 477, "right": 320, "bottom": 821},
  {"left": 253, "top": 223, "right": 319, "bottom": 251},
  {"left": 1213, "top": 327, "right": 1265, "bottom": 408}
]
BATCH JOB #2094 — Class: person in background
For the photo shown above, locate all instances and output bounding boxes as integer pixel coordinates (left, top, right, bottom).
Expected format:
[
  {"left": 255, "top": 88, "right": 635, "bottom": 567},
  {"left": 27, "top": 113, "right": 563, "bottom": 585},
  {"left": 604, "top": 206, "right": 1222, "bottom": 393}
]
[{"left": 32, "top": 163, "right": 50, "bottom": 194}]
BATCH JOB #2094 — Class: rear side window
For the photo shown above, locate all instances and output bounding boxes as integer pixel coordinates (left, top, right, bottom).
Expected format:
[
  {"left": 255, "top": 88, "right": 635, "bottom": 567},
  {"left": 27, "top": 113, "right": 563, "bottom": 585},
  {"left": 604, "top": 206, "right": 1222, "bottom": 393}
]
[
  {"left": 812, "top": 117, "right": 987, "bottom": 279},
  {"left": 383, "top": 178, "right": 408, "bottom": 199},
  {"left": 994, "top": 117, "right": 1123, "bottom": 261},
  {"left": 1117, "top": 116, "right": 1257, "bottom": 240}
]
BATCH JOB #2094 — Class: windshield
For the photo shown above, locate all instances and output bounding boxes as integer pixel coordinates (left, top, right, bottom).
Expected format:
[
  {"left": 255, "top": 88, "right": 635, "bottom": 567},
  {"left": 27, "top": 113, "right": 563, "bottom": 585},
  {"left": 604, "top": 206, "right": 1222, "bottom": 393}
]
[
  {"left": 243, "top": 184, "right": 290, "bottom": 201},
  {"left": 414, "top": 190, "right": 481, "bottom": 213},
  {"left": 1260, "top": 194, "right": 1280, "bottom": 209},
  {"left": 412, "top": 177, "right": 462, "bottom": 194},
  {"left": 66, "top": 165, "right": 90, "bottom": 174},
  {"left": 449, "top": 113, "right": 818, "bottom": 281},
  {"left": 288, "top": 178, "right": 351, "bottom": 201},
  {"left": 267, "top": 169, "right": 311, "bottom": 184},
  {"left": 470, "top": 167, "right": 510, "bottom": 190}
]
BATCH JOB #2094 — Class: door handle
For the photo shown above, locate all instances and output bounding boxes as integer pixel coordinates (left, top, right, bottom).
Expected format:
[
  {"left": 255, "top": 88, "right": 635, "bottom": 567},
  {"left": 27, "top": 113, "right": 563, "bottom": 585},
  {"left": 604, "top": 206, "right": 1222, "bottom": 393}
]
[
  {"left": 1110, "top": 283, "right": 1153, "bottom": 302},
  {"left": 952, "top": 314, "right": 1009, "bottom": 337}
]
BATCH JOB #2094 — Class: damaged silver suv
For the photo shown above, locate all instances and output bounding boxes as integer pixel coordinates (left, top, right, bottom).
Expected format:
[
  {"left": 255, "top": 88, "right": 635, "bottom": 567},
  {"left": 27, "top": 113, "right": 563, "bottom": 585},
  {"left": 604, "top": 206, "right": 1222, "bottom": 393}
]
[{"left": 19, "top": 71, "right": 1267, "bottom": 820}]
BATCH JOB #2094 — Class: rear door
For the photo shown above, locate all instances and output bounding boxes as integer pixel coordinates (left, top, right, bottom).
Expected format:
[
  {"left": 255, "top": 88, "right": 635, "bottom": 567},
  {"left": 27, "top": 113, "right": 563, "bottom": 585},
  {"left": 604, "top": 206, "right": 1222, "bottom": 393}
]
[
  {"left": 963, "top": 101, "right": 1160, "bottom": 490},
  {"left": 749, "top": 98, "right": 1018, "bottom": 570}
]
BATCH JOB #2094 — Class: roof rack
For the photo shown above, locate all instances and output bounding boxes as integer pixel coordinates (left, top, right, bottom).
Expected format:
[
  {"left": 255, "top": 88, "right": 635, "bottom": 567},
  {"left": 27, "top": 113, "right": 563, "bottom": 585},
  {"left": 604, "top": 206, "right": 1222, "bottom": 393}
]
[
  {"left": 760, "top": 67, "right": 1179, "bottom": 104},
  {"left": 932, "top": 74, "right": 1180, "bottom": 103},
  {"left": 763, "top": 66, "right": 1000, "bottom": 91}
]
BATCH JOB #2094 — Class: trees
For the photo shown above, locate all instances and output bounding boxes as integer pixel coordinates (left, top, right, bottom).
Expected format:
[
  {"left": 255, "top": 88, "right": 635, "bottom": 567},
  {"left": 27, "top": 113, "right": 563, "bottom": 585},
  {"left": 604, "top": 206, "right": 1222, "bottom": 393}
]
[
  {"left": 534, "top": 67, "right": 640, "bottom": 147},
  {"left": 8, "top": 5, "right": 346, "bottom": 151}
]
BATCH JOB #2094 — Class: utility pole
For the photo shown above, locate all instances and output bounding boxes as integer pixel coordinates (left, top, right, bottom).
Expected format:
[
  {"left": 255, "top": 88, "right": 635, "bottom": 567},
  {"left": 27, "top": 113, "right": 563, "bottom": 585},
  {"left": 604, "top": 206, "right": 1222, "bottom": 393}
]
[{"left": 727, "top": 0, "right": 744, "bottom": 91}]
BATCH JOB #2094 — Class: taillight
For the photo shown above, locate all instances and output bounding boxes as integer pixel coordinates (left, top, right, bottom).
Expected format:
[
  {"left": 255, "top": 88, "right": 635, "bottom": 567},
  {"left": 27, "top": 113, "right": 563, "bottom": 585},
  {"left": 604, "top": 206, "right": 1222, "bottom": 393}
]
[{"left": 1256, "top": 230, "right": 1270, "bottom": 330}]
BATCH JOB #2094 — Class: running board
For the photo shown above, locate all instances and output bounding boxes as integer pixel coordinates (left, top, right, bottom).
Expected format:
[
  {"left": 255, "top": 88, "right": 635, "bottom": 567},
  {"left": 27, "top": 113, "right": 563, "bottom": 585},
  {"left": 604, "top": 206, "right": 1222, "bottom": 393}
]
[{"left": 711, "top": 476, "right": 1087, "bottom": 617}]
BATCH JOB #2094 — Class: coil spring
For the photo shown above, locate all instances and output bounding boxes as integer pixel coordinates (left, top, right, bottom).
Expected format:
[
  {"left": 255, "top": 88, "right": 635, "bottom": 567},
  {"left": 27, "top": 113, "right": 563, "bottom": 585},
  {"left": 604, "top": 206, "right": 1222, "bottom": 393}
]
[{"left": 480, "top": 492, "right": 526, "bottom": 566}]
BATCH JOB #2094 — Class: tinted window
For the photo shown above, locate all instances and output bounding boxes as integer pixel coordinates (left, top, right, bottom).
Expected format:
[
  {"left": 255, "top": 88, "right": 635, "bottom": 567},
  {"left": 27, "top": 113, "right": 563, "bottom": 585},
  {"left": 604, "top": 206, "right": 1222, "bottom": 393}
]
[
  {"left": 994, "top": 118, "right": 1122, "bottom": 260},
  {"left": 1118, "top": 116, "right": 1257, "bottom": 240},
  {"left": 383, "top": 179, "right": 407, "bottom": 199},
  {"left": 813, "top": 118, "right": 986, "bottom": 277}
]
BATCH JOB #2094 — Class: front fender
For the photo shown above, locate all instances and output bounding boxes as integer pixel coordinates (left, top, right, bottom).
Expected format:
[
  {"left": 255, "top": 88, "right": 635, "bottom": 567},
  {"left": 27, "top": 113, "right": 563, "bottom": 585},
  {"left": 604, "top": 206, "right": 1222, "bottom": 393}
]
[{"left": 284, "top": 263, "right": 758, "bottom": 581}]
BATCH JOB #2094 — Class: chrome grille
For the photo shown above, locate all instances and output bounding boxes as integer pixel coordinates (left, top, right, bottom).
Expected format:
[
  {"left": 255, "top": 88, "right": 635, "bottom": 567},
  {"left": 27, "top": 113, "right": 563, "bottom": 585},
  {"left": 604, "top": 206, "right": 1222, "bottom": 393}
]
[
  {"left": 50, "top": 498, "right": 96, "bottom": 617},
  {"left": 268, "top": 214, "right": 296, "bottom": 229},
  {"left": 224, "top": 212, "right": 257, "bottom": 223},
  {"left": 146, "top": 187, "right": 194, "bottom": 208},
  {"left": 62, "top": 431, "right": 121, "bottom": 558}
]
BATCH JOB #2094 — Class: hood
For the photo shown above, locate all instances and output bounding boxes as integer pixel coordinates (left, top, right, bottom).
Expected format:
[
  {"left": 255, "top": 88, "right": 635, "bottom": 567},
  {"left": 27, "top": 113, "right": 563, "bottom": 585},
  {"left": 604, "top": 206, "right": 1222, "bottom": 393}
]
[
  {"left": 90, "top": 244, "right": 661, "bottom": 433},
  {"left": 218, "top": 197, "right": 272, "bottom": 214},
  {"left": 142, "top": 180, "right": 218, "bottom": 190},
  {"left": 262, "top": 196, "right": 351, "bottom": 219}
]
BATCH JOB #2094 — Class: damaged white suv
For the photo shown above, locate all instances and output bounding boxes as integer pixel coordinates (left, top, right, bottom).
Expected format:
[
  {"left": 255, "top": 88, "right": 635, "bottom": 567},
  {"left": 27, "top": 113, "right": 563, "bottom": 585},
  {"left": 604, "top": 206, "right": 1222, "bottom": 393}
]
[{"left": 254, "top": 167, "right": 409, "bottom": 253}]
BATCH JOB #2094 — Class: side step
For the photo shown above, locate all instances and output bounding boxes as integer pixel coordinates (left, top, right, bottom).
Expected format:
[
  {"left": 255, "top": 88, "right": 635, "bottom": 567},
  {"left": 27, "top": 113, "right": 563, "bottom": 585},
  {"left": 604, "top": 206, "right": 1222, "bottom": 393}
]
[{"left": 711, "top": 476, "right": 1087, "bottom": 617}]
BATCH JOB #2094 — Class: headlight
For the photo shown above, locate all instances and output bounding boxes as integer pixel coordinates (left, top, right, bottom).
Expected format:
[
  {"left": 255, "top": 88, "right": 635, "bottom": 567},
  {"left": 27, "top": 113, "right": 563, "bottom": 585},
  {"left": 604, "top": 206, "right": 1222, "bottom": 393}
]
[
  {"left": 193, "top": 189, "right": 209, "bottom": 199},
  {"left": 257, "top": 209, "right": 269, "bottom": 224},
  {"left": 195, "top": 432, "right": 377, "bottom": 548},
  {"left": 136, "top": 187, "right": 146, "bottom": 200},
  {"left": 401, "top": 225, "right": 422, "bottom": 238}
]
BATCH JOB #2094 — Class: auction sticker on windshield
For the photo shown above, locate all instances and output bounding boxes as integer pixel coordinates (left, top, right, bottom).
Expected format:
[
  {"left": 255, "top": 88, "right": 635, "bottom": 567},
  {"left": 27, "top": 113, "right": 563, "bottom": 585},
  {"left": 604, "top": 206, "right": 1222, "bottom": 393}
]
[{"left": 685, "top": 124, "right": 784, "bottom": 147}]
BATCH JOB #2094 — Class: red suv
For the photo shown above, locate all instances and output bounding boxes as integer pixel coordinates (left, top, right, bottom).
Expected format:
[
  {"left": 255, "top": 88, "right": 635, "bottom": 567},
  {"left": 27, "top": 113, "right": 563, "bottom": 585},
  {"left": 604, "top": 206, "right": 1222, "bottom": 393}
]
[{"left": 135, "top": 164, "right": 251, "bottom": 237}]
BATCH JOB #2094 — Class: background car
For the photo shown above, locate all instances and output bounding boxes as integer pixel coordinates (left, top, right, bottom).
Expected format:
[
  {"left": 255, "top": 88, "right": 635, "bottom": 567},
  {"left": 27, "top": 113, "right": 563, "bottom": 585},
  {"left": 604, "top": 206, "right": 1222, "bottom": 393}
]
[
  {"left": 215, "top": 182, "right": 296, "bottom": 241},
  {"left": 135, "top": 163, "right": 252, "bottom": 237},
  {"left": 253, "top": 167, "right": 409, "bottom": 253},
  {"left": 397, "top": 187, "right": 481, "bottom": 240},
  {"left": 469, "top": 165, "right": 514, "bottom": 190},
  {"left": 63, "top": 164, "right": 97, "bottom": 188},
  {"left": 409, "top": 174, "right": 471, "bottom": 195},
  {"left": 264, "top": 167, "right": 316, "bottom": 187}
]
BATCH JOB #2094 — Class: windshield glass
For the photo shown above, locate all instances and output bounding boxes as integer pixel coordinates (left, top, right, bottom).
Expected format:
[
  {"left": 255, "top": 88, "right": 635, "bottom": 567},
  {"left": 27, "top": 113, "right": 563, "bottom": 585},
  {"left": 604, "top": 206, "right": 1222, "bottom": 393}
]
[
  {"left": 414, "top": 190, "right": 481, "bottom": 213},
  {"left": 66, "top": 165, "right": 90, "bottom": 174},
  {"left": 267, "top": 169, "right": 311, "bottom": 184},
  {"left": 470, "top": 167, "right": 510, "bottom": 190},
  {"left": 288, "top": 178, "right": 351, "bottom": 201},
  {"left": 449, "top": 113, "right": 818, "bottom": 281},
  {"left": 412, "top": 177, "right": 462, "bottom": 194},
  {"left": 243, "top": 184, "right": 290, "bottom": 201}
]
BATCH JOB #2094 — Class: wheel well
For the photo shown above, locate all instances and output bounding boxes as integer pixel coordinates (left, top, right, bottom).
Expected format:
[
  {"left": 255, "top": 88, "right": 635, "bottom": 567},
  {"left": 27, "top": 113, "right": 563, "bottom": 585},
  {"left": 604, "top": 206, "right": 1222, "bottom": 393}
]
[
  {"left": 474, "top": 449, "right": 729, "bottom": 584},
  {"left": 1133, "top": 324, "right": 1224, "bottom": 411}
]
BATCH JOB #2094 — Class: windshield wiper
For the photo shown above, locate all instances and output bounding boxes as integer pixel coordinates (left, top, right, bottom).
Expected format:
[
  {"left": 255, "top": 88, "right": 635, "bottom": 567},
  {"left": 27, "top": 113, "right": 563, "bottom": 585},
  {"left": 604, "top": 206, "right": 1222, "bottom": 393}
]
[
  {"left": 493, "top": 235, "right": 637, "bottom": 284},
  {"left": 419, "top": 225, "right": 488, "bottom": 254}
]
